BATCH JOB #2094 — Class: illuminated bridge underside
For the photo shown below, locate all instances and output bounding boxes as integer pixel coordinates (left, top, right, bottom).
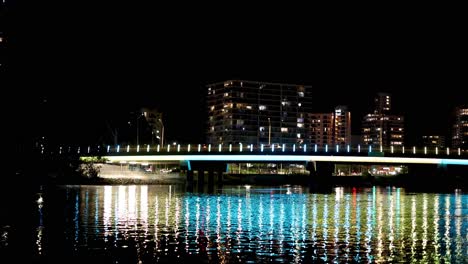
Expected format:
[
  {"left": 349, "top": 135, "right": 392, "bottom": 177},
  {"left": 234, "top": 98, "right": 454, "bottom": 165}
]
[{"left": 102, "top": 155, "right": 468, "bottom": 166}]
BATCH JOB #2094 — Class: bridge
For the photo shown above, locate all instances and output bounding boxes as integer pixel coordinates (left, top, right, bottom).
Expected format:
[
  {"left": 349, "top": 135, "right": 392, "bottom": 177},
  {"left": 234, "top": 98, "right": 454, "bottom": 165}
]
[{"left": 74, "top": 143, "right": 468, "bottom": 187}]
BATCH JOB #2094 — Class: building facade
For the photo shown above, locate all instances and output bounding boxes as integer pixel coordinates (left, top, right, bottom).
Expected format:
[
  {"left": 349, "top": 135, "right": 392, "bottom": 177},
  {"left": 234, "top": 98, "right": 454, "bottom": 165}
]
[
  {"left": 452, "top": 105, "right": 468, "bottom": 150},
  {"left": 421, "top": 135, "right": 445, "bottom": 148},
  {"left": 362, "top": 93, "right": 404, "bottom": 147},
  {"left": 206, "top": 80, "right": 313, "bottom": 145},
  {"left": 308, "top": 106, "right": 351, "bottom": 147}
]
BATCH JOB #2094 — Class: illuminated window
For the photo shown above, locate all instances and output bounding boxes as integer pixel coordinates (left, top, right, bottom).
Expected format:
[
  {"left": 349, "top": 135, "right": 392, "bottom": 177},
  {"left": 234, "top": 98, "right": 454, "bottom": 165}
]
[
  {"left": 298, "top": 92, "right": 304, "bottom": 97},
  {"left": 210, "top": 106, "right": 215, "bottom": 111},
  {"left": 259, "top": 105, "right": 267, "bottom": 111},
  {"left": 246, "top": 105, "right": 252, "bottom": 110},
  {"left": 224, "top": 92, "right": 229, "bottom": 97},
  {"left": 297, "top": 133, "right": 301, "bottom": 138},
  {"left": 297, "top": 123, "right": 303, "bottom": 128},
  {"left": 259, "top": 127, "right": 265, "bottom": 131},
  {"left": 281, "top": 127, "right": 288, "bottom": 133}
]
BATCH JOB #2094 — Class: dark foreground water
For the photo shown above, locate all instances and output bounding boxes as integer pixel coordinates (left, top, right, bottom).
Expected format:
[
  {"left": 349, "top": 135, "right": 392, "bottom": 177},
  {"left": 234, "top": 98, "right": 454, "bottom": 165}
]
[{"left": 1, "top": 185, "right": 467, "bottom": 263}]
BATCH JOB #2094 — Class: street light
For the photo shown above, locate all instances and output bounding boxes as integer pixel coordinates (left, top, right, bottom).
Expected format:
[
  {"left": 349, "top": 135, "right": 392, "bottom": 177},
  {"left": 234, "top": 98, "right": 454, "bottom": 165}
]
[
  {"left": 157, "top": 118, "right": 164, "bottom": 146},
  {"left": 268, "top": 117, "right": 271, "bottom": 146},
  {"left": 136, "top": 113, "right": 145, "bottom": 146}
]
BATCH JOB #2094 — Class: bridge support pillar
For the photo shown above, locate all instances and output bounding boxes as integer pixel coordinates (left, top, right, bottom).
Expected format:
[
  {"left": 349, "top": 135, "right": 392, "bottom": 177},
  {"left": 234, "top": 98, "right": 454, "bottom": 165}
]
[
  {"left": 307, "top": 161, "right": 333, "bottom": 192},
  {"left": 197, "top": 169, "right": 205, "bottom": 192},
  {"left": 208, "top": 170, "right": 215, "bottom": 193},
  {"left": 186, "top": 170, "right": 194, "bottom": 192},
  {"left": 217, "top": 170, "right": 223, "bottom": 185}
]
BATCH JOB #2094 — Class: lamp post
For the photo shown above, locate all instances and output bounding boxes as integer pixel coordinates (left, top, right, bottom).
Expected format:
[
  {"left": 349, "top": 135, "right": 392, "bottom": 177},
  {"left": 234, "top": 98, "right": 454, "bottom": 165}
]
[
  {"left": 136, "top": 113, "right": 145, "bottom": 146},
  {"left": 268, "top": 117, "right": 271, "bottom": 146},
  {"left": 158, "top": 118, "right": 165, "bottom": 146}
]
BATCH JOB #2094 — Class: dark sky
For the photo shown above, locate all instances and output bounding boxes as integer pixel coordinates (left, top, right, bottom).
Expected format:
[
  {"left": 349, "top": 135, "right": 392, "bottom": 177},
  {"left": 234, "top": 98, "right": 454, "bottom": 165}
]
[{"left": 6, "top": 3, "right": 466, "bottom": 146}]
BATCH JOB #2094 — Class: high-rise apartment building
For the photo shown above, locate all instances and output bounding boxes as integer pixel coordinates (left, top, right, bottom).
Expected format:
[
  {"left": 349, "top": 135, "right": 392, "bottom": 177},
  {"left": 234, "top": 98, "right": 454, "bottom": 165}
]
[
  {"left": 362, "top": 93, "right": 404, "bottom": 147},
  {"left": 308, "top": 106, "right": 351, "bottom": 147},
  {"left": 452, "top": 105, "right": 468, "bottom": 150},
  {"left": 206, "top": 80, "right": 313, "bottom": 145}
]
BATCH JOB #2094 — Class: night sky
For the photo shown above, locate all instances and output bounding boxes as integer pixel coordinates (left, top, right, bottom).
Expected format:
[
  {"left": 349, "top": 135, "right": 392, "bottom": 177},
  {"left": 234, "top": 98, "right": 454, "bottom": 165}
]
[{"left": 6, "top": 3, "right": 466, "bottom": 146}]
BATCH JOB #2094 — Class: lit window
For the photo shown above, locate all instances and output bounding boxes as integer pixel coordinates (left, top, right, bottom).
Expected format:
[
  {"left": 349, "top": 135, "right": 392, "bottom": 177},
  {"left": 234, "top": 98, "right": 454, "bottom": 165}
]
[
  {"left": 210, "top": 106, "right": 215, "bottom": 111},
  {"left": 259, "top": 105, "right": 267, "bottom": 111},
  {"left": 298, "top": 103, "right": 302, "bottom": 107},
  {"left": 298, "top": 92, "right": 304, "bottom": 97},
  {"left": 211, "top": 126, "right": 214, "bottom": 131},
  {"left": 297, "top": 118, "right": 304, "bottom": 123},
  {"left": 259, "top": 127, "right": 265, "bottom": 131},
  {"left": 297, "top": 133, "right": 301, "bottom": 138},
  {"left": 224, "top": 92, "right": 229, "bottom": 97},
  {"left": 297, "top": 123, "right": 303, "bottom": 128},
  {"left": 281, "top": 127, "right": 288, "bottom": 133}
]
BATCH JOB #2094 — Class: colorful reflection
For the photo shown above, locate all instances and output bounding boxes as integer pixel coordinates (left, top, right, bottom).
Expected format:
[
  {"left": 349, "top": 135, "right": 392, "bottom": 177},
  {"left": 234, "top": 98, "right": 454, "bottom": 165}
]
[{"left": 35, "top": 185, "right": 467, "bottom": 263}]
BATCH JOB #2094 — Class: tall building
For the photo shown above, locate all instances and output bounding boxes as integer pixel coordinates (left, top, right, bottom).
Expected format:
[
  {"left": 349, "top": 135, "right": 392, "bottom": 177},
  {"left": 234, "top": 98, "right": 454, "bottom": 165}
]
[
  {"left": 206, "top": 80, "right": 313, "bottom": 145},
  {"left": 333, "top": 106, "right": 352, "bottom": 146},
  {"left": 141, "top": 108, "right": 164, "bottom": 146},
  {"left": 362, "top": 93, "right": 404, "bottom": 147},
  {"left": 422, "top": 135, "right": 445, "bottom": 148},
  {"left": 308, "top": 113, "right": 334, "bottom": 147},
  {"left": 452, "top": 105, "right": 468, "bottom": 150},
  {"left": 308, "top": 106, "right": 351, "bottom": 147}
]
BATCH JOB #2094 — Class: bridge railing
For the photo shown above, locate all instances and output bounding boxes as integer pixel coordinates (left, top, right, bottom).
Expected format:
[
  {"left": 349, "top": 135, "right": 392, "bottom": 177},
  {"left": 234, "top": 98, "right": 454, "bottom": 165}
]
[{"left": 55, "top": 143, "right": 468, "bottom": 158}]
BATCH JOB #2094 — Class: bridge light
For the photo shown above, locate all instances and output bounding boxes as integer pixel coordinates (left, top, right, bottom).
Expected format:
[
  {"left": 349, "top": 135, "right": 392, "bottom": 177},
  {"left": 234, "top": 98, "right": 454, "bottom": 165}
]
[
  {"left": 229, "top": 144, "right": 232, "bottom": 152},
  {"left": 188, "top": 144, "right": 191, "bottom": 152},
  {"left": 157, "top": 145, "right": 160, "bottom": 152},
  {"left": 314, "top": 144, "right": 317, "bottom": 152},
  {"left": 147, "top": 145, "right": 150, "bottom": 152},
  {"left": 250, "top": 144, "right": 253, "bottom": 152},
  {"left": 282, "top": 144, "right": 285, "bottom": 152},
  {"left": 358, "top": 144, "right": 361, "bottom": 153},
  {"left": 208, "top": 144, "right": 211, "bottom": 152},
  {"left": 137, "top": 145, "right": 140, "bottom": 152},
  {"left": 391, "top": 146, "right": 394, "bottom": 154},
  {"left": 347, "top": 145, "right": 350, "bottom": 153},
  {"left": 369, "top": 146, "right": 372, "bottom": 153},
  {"left": 219, "top": 144, "right": 222, "bottom": 152},
  {"left": 435, "top": 147, "right": 438, "bottom": 155},
  {"left": 293, "top": 144, "right": 296, "bottom": 152},
  {"left": 117, "top": 145, "right": 120, "bottom": 153},
  {"left": 126, "top": 145, "right": 130, "bottom": 152},
  {"left": 413, "top": 146, "right": 416, "bottom": 154},
  {"left": 167, "top": 144, "right": 170, "bottom": 152},
  {"left": 240, "top": 143, "right": 243, "bottom": 152},
  {"left": 424, "top": 146, "right": 427, "bottom": 155},
  {"left": 198, "top": 144, "right": 201, "bottom": 152},
  {"left": 177, "top": 144, "right": 180, "bottom": 152},
  {"left": 458, "top": 148, "right": 461, "bottom": 156},
  {"left": 446, "top": 147, "right": 449, "bottom": 155},
  {"left": 107, "top": 145, "right": 110, "bottom": 153},
  {"left": 325, "top": 144, "right": 328, "bottom": 153},
  {"left": 271, "top": 144, "right": 275, "bottom": 152},
  {"left": 261, "top": 144, "right": 264, "bottom": 152},
  {"left": 336, "top": 145, "right": 339, "bottom": 153},
  {"left": 304, "top": 144, "right": 307, "bottom": 152}
]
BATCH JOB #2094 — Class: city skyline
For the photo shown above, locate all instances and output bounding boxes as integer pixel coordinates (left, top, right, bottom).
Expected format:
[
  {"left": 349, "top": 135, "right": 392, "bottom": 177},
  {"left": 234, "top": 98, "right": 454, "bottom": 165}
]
[{"left": 5, "top": 2, "right": 466, "bottom": 147}]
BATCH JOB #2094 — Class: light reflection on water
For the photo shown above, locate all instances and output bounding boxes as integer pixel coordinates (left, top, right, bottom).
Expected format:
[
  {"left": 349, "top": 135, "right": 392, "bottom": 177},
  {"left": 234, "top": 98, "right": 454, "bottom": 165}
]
[{"left": 28, "top": 185, "right": 468, "bottom": 263}]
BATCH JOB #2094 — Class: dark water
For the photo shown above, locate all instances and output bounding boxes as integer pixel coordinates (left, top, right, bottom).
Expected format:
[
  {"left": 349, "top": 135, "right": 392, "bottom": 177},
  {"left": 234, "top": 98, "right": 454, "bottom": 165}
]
[{"left": 1, "top": 185, "right": 467, "bottom": 263}]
